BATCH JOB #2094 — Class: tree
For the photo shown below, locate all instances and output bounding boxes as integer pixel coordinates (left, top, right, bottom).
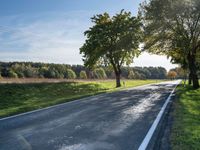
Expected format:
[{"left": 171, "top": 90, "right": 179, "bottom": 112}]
[
  {"left": 170, "top": 67, "right": 186, "bottom": 79},
  {"left": 133, "top": 70, "right": 145, "bottom": 79},
  {"left": 157, "top": 67, "right": 167, "bottom": 79},
  {"left": 66, "top": 69, "right": 76, "bottom": 79},
  {"left": 8, "top": 70, "right": 18, "bottom": 78},
  {"left": 94, "top": 68, "right": 107, "bottom": 79},
  {"left": 167, "top": 71, "right": 177, "bottom": 80},
  {"left": 11, "top": 63, "right": 25, "bottom": 78},
  {"left": 80, "top": 10, "right": 143, "bottom": 87},
  {"left": 133, "top": 67, "right": 147, "bottom": 79},
  {"left": 47, "top": 70, "right": 56, "bottom": 78},
  {"left": 128, "top": 70, "right": 135, "bottom": 79},
  {"left": 104, "top": 67, "right": 115, "bottom": 79},
  {"left": 23, "top": 65, "right": 38, "bottom": 78},
  {"left": 141, "top": 0, "right": 200, "bottom": 88},
  {"left": 51, "top": 64, "right": 67, "bottom": 78},
  {"left": 79, "top": 71, "right": 87, "bottom": 79},
  {"left": 72, "top": 65, "right": 86, "bottom": 77}
]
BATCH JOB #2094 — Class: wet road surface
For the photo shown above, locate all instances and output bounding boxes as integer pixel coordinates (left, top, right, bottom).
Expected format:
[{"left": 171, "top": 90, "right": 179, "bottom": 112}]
[{"left": 0, "top": 80, "right": 179, "bottom": 150}]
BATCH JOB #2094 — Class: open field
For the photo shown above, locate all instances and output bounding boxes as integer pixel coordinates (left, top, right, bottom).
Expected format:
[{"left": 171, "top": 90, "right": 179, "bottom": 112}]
[
  {"left": 0, "top": 79, "right": 162, "bottom": 118},
  {"left": 171, "top": 83, "right": 200, "bottom": 150},
  {"left": 0, "top": 78, "right": 117, "bottom": 84}
]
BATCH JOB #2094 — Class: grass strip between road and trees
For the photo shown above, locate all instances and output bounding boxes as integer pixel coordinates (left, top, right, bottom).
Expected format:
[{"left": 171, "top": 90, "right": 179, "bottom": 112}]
[
  {"left": 0, "top": 80, "right": 162, "bottom": 118},
  {"left": 171, "top": 83, "right": 200, "bottom": 150}
]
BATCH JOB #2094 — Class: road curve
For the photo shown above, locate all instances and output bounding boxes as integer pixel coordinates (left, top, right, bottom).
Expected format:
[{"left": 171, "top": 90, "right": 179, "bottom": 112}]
[{"left": 0, "top": 80, "right": 180, "bottom": 150}]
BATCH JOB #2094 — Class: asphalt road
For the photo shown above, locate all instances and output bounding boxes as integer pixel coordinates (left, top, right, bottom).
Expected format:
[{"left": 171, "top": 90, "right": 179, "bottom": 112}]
[{"left": 0, "top": 80, "right": 179, "bottom": 150}]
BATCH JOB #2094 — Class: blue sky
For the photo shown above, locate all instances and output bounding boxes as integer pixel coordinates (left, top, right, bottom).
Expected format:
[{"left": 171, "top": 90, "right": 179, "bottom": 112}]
[{"left": 0, "top": 0, "right": 177, "bottom": 70}]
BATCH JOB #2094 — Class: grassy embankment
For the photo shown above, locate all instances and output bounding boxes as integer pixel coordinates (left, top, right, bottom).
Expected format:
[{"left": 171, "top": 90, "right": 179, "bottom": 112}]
[
  {"left": 0, "top": 79, "right": 161, "bottom": 118},
  {"left": 171, "top": 83, "right": 200, "bottom": 150}
]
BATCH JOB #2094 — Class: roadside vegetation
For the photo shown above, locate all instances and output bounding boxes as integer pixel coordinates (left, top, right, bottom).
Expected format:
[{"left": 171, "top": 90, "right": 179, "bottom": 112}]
[
  {"left": 0, "top": 79, "right": 161, "bottom": 118},
  {"left": 0, "top": 62, "right": 167, "bottom": 80},
  {"left": 171, "top": 83, "right": 200, "bottom": 149}
]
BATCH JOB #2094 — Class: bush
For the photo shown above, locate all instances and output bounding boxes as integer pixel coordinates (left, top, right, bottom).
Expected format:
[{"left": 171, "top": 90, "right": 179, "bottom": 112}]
[
  {"left": 94, "top": 68, "right": 107, "bottom": 79},
  {"left": 128, "top": 70, "right": 135, "bottom": 79},
  {"left": 17, "top": 72, "right": 24, "bottom": 78},
  {"left": 10, "top": 63, "right": 25, "bottom": 78},
  {"left": 167, "top": 71, "right": 177, "bottom": 80},
  {"left": 66, "top": 69, "right": 76, "bottom": 79},
  {"left": 80, "top": 71, "right": 87, "bottom": 79},
  {"left": 8, "top": 70, "right": 18, "bottom": 78},
  {"left": 48, "top": 70, "right": 56, "bottom": 78},
  {"left": 23, "top": 65, "right": 38, "bottom": 78},
  {"left": 55, "top": 72, "right": 64, "bottom": 78}
]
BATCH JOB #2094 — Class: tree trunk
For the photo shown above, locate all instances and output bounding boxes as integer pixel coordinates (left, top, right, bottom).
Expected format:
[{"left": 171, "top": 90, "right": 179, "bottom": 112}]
[
  {"left": 109, "top": 57, "right": 122, "bottom": 88},
  {"left": 188, "top": 72, "right": 192, "bottom": 85},
  {"left": 183, "top": 70, "right": 187, "bottom": 87},
  {"left": 113, "top": 66, "right": 121, "bottom": 88},
  {"left": 192, "top": 73, "right": 199, "bottom": 89},
  {"left": 187, "top": 53, "right": 200, "bottom": 89},
  {"left": 115, "top": 72, "right": 121, "bottom": 87}
]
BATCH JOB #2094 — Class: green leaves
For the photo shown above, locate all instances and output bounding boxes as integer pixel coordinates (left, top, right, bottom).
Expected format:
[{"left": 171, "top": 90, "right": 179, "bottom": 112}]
[
  {"left": 141, "top": 0, "right": 200, "bottom": 57},
  {"left": 141, "top": 0, "right": 200, "bottom": 88},
  {"left": 80, "top": 10, "right": 143, "bottom": 70}
]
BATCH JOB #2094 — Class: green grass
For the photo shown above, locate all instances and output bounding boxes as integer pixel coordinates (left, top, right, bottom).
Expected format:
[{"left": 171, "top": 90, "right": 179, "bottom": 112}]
[
  {"left": 171, "top": 83, "right": 200, "bottom": 150},
  {"left": 0, "top": 80, "right": 161, "bottom": 118}
]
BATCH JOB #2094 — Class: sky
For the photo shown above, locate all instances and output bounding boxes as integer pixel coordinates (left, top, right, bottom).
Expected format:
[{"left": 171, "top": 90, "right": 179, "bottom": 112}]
[{"left": 0, "top": 0, "right": 177, "bottom": 71}]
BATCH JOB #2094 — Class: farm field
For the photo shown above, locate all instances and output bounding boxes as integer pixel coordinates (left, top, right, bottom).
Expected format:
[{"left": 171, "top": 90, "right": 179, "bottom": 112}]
[{"left": 0, "top": 79, "right": 162, "bottom": 118}]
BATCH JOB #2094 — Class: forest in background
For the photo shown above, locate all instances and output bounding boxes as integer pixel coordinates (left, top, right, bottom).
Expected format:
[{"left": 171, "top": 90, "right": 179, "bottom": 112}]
[{"left": 0, "top": 62, "right": 171, "bottom": 79}]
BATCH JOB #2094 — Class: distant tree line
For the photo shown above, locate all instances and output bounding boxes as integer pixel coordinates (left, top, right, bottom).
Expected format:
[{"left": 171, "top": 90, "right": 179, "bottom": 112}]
[{"left": 0, "top": 62, "right": 167, "bottom": 79}]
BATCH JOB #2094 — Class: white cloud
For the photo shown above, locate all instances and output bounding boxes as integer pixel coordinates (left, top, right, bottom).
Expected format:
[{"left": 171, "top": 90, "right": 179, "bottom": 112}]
[
  {"left": 0, "top": 11, "right": 177, "bottom": 70},
  {"left": 0, "top": 11, "right": 91, "bottom": 64}
]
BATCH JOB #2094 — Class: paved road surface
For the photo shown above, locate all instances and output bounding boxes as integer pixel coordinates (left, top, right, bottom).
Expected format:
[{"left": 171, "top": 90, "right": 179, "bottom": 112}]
[{"left": 0, "top": 80, "right": 179, "bottom": 150}]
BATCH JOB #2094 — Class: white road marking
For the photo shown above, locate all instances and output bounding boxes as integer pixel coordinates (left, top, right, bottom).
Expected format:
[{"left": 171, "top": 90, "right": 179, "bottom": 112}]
[{"left": 138, "top": 80, "right": 181, "bottom": 150}]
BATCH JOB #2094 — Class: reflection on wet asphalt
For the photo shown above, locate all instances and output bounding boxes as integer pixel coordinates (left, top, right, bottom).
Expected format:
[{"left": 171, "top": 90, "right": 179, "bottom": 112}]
[{"left": 0, "top": 81, "right": 179, "bottom": 150}]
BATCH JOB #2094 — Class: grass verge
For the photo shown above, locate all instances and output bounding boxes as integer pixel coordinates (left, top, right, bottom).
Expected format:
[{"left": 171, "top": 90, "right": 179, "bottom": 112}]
[
  {"left": 171, "top": 84, "right": 200, "bottom": 150},
  {"left": 0, "top": 79, "right": 161, "bottom": 118}
]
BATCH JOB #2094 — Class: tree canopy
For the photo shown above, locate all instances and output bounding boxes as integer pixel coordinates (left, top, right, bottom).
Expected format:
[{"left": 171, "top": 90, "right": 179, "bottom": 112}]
[
  {"left": 79, "top": 71, "right": 87, "bottom": 79},
  {"left": 167, "top": 70, "right": 177, "bottom": 80},
  {"left": 80, "top": 10, "right": 143, "bottom": 87},
  {"left": 141, "top": 0, "right": 200, "bottom": 88}
]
